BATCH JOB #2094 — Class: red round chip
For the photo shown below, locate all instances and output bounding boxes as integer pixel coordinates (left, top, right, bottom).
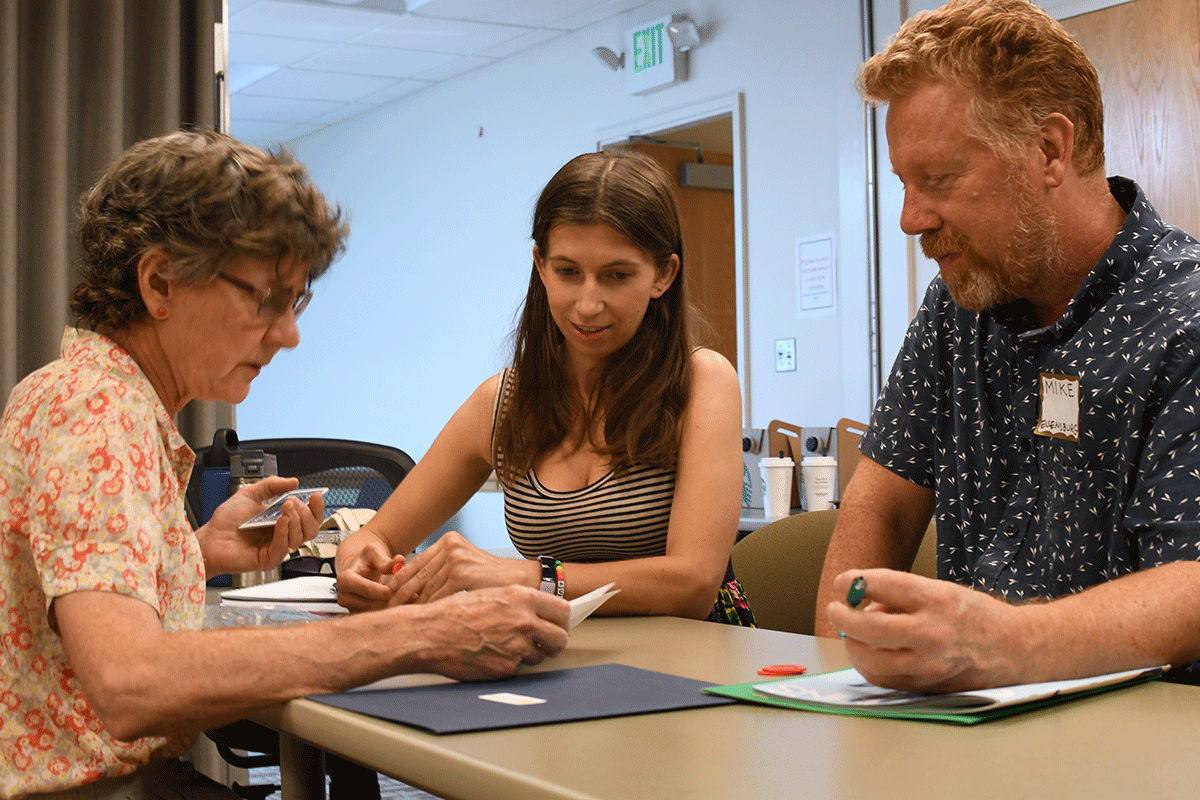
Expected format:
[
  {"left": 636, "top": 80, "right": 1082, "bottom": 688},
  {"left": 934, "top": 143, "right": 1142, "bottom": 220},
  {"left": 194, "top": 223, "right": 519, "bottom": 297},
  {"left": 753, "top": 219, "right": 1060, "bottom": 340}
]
[{"left": 757, "top": 664, "right": 807, "bottom": 676}]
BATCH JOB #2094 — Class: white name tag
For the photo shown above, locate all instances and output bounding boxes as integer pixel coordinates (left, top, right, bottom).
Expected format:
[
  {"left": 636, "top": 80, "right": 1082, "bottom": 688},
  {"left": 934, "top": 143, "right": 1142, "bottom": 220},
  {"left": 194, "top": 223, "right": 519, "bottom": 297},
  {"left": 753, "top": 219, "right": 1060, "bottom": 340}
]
[
  {"left": 1035, "top": 373, "right": 1080, "bottom": 441},
  {"left": 478, "top": 692, "right": 547, "bottom": 706}
]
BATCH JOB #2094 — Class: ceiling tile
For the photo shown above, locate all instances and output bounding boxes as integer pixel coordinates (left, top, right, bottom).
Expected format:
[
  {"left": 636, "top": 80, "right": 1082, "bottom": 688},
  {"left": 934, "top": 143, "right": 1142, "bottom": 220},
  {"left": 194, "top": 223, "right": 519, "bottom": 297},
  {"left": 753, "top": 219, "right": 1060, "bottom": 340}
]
[
  {"left": 230, "top": 32, "right": 333, "bottom": 66},
  {"left": 228, "top": 63, "right": 281, "bottom": 93},
  {"left": 552, "top": 0, "right": 656, "bottom": 31},
  {"left": 406, "top": 0, "right": 597, "bottom": 29},
  {"left": 476, "top": 27, "right": 562, "bottom": 58},
  {"left": 298, "top": 43, "right": 459, "bottom": 78},
  {"left": 356, "top": 15, "right": 533, "bottom": 55},
  {"left": 239, "top": 67, "right": 398, "bottom": 101},
  {"left": 308, "top": 101, "right": 377, "bottom": 125},
  {"left": 356, "top": 78, "right": 433, "bottom": 105},
  {"left": 231, "top": 117, "right": 327, "bottom": 143},
  {"left": 226, "top": 1, "right": 661, "bottom": 143},
  {"left": 227, "top": 0, "right": 260, "bottom": 15},
  {"left": 413, "top": 54, "right": 494, "bottom": 82},
  {"left": 232, "top": 93, "right": 344, "bottom": 123},
  {"left": 232, "top": 0, "right": 401, "bottom": 42}
]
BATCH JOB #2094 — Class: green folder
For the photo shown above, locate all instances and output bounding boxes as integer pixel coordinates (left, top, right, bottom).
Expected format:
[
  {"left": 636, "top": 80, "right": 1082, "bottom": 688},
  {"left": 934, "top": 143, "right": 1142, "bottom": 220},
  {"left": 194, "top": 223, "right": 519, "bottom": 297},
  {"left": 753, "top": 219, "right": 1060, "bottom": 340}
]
[{"left": 704, "top": 666, "right": 1163, "bottom": 725}]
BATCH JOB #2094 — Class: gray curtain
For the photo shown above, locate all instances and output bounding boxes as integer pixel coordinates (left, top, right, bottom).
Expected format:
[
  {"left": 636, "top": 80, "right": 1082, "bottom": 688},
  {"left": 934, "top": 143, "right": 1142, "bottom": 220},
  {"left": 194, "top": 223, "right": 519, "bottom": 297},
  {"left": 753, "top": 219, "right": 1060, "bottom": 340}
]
[{"left": 0, "top": 0, "right": 232, "bottom": 450}]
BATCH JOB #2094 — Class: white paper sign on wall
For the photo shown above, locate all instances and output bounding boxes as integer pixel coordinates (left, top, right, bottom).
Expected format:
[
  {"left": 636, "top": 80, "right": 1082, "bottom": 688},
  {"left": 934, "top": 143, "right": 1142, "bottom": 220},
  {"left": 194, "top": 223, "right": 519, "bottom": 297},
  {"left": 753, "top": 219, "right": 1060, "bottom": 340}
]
[{"left": 796, "top": 233, "right": 837, "bottom": 317}]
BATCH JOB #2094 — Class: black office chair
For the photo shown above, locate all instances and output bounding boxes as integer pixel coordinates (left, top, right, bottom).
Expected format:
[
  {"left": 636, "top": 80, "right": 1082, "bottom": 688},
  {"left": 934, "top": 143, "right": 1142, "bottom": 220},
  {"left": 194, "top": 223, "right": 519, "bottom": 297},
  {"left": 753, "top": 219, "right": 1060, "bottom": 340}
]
[
  {"left": 186, "top": 429, "right": 414, "bottom": 533},
  {"left": 191, "top": 429, "right": 415, "bottom": 800}
]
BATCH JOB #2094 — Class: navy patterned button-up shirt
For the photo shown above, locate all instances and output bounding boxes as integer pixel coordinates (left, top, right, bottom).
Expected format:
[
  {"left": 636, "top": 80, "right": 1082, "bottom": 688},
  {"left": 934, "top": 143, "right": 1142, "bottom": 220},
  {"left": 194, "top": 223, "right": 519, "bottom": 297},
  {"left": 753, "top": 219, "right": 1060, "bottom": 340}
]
[{"left": 863, "top": 178, "right": 1200, "bottom": 614}]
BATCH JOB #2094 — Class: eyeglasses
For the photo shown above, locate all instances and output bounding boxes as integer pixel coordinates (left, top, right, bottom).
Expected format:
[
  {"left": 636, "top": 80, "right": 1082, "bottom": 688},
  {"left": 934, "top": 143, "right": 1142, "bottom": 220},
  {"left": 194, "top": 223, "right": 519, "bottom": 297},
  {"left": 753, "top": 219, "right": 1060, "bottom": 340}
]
[
  {"left": 282, "top": 554, "right": 337, "bottom": 579},
  {"left": 218, "top": 273, "right": 313, "bottom": 320}
]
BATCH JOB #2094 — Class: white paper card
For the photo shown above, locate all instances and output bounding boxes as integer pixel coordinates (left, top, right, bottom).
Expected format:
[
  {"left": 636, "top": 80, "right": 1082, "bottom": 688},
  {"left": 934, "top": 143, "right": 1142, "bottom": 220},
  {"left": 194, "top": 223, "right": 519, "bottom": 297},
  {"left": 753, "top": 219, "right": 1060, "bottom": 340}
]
[
  {"left": 478, "top": 692, "right": 547, "bottom": 706},
  {"left": 568, "top": 582, "right": 620, "bottom": 629}
]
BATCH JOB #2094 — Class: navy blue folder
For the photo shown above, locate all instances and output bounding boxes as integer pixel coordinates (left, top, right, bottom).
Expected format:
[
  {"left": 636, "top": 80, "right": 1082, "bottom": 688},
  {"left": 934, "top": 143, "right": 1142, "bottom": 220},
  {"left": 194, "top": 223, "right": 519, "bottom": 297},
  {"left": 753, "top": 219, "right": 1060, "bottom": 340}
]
[{"left": 310, "top": 662, "right": 736, "bottom": 734}]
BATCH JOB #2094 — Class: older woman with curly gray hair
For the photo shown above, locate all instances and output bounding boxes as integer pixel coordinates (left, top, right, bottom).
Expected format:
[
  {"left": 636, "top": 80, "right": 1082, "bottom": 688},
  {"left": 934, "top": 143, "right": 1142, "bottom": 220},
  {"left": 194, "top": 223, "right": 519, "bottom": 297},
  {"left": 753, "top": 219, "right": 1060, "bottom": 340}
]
[{"left": 0, "top": 131, "right": 570, "bottom": 800}]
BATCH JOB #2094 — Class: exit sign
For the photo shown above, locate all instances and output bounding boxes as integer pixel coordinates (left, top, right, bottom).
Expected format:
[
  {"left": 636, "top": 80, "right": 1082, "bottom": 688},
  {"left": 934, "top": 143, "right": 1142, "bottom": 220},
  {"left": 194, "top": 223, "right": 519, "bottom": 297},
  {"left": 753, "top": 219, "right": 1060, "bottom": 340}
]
[{"left": 625, "top": 14, "right": 686, "bottom": 95}]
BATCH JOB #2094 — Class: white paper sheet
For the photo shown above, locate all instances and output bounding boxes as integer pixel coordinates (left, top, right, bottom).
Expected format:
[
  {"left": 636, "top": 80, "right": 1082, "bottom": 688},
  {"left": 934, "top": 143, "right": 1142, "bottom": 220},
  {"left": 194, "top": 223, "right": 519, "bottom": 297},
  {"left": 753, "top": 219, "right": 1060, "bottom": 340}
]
[{"left": 568, "top": 582, "right": 620, "bottom": 629}]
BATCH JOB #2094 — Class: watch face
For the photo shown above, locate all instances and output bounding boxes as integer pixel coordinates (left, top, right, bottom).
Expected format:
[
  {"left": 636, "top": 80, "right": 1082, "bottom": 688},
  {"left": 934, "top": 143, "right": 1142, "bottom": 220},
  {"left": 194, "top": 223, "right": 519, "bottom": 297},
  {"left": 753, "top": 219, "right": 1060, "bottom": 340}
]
[{"left": 539, "top": 555, "right": 557, "bottom": 592}]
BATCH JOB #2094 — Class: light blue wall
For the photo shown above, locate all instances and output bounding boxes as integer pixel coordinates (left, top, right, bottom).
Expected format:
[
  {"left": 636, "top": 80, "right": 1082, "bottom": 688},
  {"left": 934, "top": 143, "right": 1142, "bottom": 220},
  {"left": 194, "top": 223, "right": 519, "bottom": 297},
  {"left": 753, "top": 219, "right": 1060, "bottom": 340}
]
[
  {"left": 236, "top": 0, "right": 895, "bottom": 546},
  {"left": 872, "top": 0, "right": 945, "bottom": 372}
]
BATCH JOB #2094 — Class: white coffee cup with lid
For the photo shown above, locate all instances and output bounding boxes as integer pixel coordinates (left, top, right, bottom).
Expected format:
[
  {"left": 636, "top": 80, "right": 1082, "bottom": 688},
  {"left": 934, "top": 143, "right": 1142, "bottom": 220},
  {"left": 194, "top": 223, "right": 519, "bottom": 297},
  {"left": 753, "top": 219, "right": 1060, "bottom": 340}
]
[
  {"left": 759, "top": 456, "right": 795, "bottom": 519},
  {"left": 801, "top": 456, "right": 838, "bottom": 511}
]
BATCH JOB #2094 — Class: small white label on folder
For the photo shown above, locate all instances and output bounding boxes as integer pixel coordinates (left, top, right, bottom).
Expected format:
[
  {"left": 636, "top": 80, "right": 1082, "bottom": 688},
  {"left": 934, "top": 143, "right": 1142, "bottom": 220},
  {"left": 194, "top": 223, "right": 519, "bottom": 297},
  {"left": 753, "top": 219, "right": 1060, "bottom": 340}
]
[{"left": 478, "top": 692, "right": 547, "bottom": 706}]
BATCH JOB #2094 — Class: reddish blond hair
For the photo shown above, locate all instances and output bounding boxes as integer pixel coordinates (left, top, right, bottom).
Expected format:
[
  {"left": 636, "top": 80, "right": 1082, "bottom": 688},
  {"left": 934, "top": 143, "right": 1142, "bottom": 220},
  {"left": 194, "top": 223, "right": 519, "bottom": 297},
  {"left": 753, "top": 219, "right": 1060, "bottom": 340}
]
[{"left": 858, "top": 0, "right": 1105, "bottom": 175}]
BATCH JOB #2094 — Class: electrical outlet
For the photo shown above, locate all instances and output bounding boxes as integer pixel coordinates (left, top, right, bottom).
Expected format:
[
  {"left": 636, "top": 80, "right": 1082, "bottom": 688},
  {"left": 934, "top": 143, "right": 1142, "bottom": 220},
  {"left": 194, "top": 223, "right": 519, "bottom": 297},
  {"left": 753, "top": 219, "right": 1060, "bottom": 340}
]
[{"left": 775, "top": 338, "right": 796, "bottom": 372}]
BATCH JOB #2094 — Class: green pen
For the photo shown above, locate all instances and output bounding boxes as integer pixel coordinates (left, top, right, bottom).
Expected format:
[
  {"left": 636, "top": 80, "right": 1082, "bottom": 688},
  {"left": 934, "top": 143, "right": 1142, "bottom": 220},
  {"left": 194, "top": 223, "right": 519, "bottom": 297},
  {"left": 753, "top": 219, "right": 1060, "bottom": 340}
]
[
  {"left": 846, "top": 576, "right": 867, "bottom": 608},
  {"left": 838, "top": 576, "right": 868, "bottom": 639}
]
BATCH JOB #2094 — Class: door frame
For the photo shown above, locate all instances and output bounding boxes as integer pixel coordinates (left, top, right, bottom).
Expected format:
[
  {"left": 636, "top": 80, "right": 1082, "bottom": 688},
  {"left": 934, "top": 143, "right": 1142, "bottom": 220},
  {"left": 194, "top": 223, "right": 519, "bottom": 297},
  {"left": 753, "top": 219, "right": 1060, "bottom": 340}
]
[{"left": 595, "top": 92, "right": 751, "bottom": 426}]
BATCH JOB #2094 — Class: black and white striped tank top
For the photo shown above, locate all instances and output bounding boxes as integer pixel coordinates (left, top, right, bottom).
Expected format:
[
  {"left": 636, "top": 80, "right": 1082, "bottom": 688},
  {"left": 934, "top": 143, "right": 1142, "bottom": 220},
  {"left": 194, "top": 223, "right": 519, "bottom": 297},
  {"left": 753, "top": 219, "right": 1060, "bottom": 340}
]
[{"left": 493, "top": 369, "right": 675, "bottom": 562}]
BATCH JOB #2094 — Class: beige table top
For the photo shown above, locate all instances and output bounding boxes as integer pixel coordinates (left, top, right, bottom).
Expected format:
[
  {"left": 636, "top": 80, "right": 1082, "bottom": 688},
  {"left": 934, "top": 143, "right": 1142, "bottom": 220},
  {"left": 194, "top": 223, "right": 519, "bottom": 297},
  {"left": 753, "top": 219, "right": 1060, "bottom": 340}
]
[{"left": 250, "top": 616, "right": 1199, "bottom": 800}]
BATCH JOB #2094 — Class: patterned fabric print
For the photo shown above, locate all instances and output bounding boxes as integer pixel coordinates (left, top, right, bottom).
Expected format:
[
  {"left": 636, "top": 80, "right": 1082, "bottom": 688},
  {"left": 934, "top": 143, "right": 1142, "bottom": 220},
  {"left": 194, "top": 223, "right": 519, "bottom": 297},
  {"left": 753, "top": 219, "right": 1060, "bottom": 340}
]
[
  {"left": 706, "top": 578, "right": 757, "bottom": 627},
  {"left": 862, "top": 178, "right": 1200, "bottom": 679},
  {"left": 494, "top": 369, "right": 753, "bottom": 626},
  {"left": 0, "top": 327, "right": 201, "bottom": 797}
]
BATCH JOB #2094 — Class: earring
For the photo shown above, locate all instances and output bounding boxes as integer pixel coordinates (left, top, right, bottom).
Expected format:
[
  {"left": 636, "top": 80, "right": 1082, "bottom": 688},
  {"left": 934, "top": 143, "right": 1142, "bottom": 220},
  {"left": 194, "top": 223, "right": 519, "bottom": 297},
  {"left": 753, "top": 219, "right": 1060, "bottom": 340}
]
[{"left": 156, "top": 307, "right": 167, "bottom": 318}]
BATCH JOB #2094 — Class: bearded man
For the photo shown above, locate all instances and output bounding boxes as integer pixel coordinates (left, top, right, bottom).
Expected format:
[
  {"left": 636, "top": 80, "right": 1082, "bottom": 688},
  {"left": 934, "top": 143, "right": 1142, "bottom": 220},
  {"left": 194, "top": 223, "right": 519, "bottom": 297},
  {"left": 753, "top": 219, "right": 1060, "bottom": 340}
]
[{"left": 815, "top": 0, "right": 1200, "bottom": 690}]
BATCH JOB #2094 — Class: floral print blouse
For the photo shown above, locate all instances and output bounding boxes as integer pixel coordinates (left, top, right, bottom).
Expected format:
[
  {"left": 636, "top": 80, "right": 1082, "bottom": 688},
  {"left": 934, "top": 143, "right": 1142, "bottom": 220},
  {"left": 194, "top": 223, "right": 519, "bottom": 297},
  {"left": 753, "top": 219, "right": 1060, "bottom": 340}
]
[{"left": 1, "top": 327, "right": 201, "bottom": 797}]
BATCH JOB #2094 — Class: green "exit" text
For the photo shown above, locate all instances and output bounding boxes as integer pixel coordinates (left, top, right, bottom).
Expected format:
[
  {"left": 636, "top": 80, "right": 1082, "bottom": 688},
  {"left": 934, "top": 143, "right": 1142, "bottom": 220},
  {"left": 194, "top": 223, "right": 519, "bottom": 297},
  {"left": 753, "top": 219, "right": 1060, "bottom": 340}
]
[{"left": 632, "top": 22, "right": 666, "bottom": 73}]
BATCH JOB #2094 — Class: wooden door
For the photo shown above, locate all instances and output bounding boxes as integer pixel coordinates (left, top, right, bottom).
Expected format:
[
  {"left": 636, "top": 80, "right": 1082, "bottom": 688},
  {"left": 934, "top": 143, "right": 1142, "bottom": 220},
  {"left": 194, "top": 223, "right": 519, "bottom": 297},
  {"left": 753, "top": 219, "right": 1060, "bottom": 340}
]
[
  {"left": 628, "top": 141, "right": 738, "bottom": 369},
  {"left": 1062, "top": 0, "right": 1200, "bottom": 236}
]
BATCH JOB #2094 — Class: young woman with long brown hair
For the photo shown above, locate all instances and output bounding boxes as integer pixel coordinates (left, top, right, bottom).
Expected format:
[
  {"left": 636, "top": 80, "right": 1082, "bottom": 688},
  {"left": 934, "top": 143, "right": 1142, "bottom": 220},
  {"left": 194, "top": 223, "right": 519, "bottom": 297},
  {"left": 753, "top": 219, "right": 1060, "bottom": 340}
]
[{"left": 336, "top": 150, "right": 753, "bottom": 625}]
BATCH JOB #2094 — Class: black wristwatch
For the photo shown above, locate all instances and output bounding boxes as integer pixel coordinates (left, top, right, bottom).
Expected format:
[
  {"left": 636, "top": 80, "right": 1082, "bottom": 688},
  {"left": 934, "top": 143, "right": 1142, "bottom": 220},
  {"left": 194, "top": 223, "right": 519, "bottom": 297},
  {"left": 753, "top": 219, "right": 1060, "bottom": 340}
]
[{"left": 538, "top": 555, "right": 557, "bottom": 594}]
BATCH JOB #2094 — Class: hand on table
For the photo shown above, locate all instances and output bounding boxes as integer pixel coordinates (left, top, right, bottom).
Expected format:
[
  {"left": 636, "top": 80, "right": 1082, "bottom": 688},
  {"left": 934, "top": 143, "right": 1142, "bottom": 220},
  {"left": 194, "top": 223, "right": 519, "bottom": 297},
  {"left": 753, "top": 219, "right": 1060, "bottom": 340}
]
[
  {"left": 199, "top": 476, "right": 324, "bottom": 575},
  {"left": 335, "top": 536, "right": 405, "bottom": 612},
  {"left": 825, "top": 568, "right": 1022, "bottom": 692},
  {"left": 414, "top": 584, "right": 570, "bottom": 680},
  {"left": 388, "top": 531, "right": 537, "bottom": 605}
]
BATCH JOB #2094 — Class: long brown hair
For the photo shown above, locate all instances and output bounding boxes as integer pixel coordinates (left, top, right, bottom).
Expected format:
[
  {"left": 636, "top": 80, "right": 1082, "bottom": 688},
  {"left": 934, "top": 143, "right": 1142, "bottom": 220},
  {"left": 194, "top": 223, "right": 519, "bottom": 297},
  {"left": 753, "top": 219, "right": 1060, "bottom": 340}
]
[{"left": 493, "top": 150, "right": 700, "bottom": 484}]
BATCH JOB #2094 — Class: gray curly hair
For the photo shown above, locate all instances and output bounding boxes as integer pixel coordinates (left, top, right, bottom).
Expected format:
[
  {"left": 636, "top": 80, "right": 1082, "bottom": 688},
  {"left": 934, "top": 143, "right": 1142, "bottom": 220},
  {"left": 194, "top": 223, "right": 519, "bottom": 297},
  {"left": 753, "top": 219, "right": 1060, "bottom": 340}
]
[{"left": 70, "top": 130, "right": 349, "bottom": 332}]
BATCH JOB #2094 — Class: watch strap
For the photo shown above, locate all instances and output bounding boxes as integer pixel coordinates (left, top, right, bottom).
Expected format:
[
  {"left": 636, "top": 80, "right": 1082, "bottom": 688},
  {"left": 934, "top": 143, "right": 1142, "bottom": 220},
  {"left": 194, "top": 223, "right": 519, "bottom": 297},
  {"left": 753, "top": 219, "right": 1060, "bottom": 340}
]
[{"left": 538, "top": 555, "right": 556, "bottom": 594}]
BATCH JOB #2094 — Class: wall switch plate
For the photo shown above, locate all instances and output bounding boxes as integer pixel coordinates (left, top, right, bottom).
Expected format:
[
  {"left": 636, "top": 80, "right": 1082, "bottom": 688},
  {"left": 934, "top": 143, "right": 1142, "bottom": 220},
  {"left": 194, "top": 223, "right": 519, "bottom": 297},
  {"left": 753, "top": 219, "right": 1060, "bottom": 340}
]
[{"left": 775, "top": 338, "right": 796, "bottom": 372}]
